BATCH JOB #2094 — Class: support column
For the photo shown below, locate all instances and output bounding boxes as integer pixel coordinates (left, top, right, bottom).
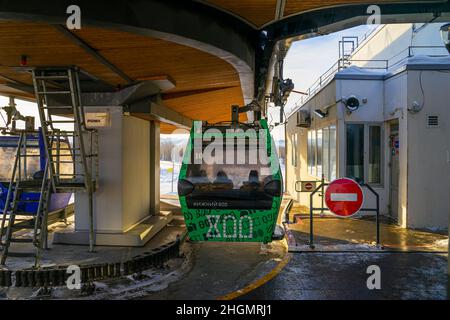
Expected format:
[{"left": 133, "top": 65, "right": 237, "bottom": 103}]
[
  {"left": 150, "top": 121, "right": 160, "bottom": 215},
  {"left": 54, "top": 109, "right": 171, "bottom": 247}
]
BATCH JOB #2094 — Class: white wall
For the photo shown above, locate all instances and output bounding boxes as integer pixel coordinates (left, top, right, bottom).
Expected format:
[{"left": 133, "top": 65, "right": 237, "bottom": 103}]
[
  {"left": 352, "top": 23, "right": 449, "bottom": 67},
  {"left": 352, "top": 24, "right": 413, "bottom": 65},
  {"left": 122, "top": 116, "right": 150, "bottom": 231},
  {"left": 384, "top": 72, "right": 408, "bottom": 120},
  {"left": 75, "top": 108, "right": 151, "bottom": 233},
  {"left": 76, "top": 107, "right": 124, "bottom": 233},
  {"left": 286, "top": 68, "right": 450, "bottom": 229},
  {"left": 384, "top": 72, "right": 408, "bottom": 227},
  {"left": 406, "top": 70, "right": 450, "bottom": 229},
  {"left": 337, "top": 78, "right": 389, "bottom": 215},
  {"left": 284, "top": 22, "right": 450, "bottom": 229}
]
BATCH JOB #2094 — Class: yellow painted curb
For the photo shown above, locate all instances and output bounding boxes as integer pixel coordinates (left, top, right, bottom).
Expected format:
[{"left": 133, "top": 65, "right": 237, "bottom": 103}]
[{"left": 217, "top": 239, "right": 291, "bottom": 300}]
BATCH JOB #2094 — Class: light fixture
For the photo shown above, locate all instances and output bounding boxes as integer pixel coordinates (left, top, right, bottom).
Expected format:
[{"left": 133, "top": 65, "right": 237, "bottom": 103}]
[
  {"left": 314, "top": 109, "right": 328, "bottom": 119},
  {"left": 440, "top": 23, "right": 450, "bottom": 54},
  {"left": 20, "top": 55, "right": 28, "bottom": 67}
]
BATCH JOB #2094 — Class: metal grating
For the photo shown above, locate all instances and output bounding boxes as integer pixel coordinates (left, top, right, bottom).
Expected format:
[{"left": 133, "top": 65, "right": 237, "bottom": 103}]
[{"left": 427, "top": 115, "right": 439, "bottom": 127}]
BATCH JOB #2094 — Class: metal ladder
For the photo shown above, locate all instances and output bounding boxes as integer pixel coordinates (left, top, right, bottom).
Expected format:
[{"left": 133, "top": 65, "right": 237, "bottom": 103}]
[
  {"left": 0, "top": 133, "right": 52, "bottom": 267},
  {"left": 32, "top": 67, "right": 97, "bottom": 252}
]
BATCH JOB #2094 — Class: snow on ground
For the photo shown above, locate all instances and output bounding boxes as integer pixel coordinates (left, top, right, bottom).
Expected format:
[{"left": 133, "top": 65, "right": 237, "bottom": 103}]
[
  {"left": 0, "top": 243, "right": 193, "bottom": 300},
  {"left": 160, "top": 160, "right": 181, "bottom": 195}
]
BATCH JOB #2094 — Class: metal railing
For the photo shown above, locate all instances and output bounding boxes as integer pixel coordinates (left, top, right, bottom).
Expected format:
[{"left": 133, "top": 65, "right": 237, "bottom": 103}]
[
  {"left": 386, "top": 45, "right": 448, "bottom": 69},
  {"left": 291, "top": 58, "right": 388, "bottom": 112},
  {"left": 289, "top": 45, "right": 448, "bottom": 117}
]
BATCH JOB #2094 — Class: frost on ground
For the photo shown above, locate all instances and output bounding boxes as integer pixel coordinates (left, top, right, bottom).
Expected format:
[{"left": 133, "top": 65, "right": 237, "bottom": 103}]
[
  {"left": 289, "top": 243, "right": 378, "bottom": 252},
  {"left": 228, "top": 241, "right": 287, "bottom": 294},
  {"left": 433, "top": 238, "right": 448, "bottom": 248}
]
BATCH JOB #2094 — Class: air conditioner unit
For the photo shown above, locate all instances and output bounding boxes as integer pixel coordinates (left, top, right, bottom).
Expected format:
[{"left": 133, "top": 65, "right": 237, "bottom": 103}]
[{"left": 296, "top": 110, "right": 311, "bottom": 128}]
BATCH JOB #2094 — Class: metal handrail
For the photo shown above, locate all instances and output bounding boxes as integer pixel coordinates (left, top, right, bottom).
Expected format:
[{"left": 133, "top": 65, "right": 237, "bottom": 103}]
[
  {"left": 289, "top": 28, "right": 380, "bottom": 113},
  {"left": 291, "top": 57, "right": 387, "bottom": 112},
  {"left": 0, "top": 132, "right": 25, "bottom": 246},
  {"left": 289, "top": 45, "right": 448, "bottom": 117}
]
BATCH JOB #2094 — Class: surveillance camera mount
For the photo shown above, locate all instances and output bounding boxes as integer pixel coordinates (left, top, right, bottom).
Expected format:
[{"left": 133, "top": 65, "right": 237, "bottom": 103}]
[{"left": 231, "top": 100, "right": 262, "bottom": 124}]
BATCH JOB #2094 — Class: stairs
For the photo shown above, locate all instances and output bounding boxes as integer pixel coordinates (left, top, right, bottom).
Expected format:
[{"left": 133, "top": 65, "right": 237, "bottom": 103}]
[
  {"left": 0, "top": 67, "right": 98, "bottom": 267},
  {"left": 0, "top": 134, "right": 52, "bottom": 266}
]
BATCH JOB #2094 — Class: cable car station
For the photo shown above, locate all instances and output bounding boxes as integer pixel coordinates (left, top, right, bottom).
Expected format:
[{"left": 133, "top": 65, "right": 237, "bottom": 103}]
[{"left": 0, "top": 0, "right": 449, "bottom": 300}]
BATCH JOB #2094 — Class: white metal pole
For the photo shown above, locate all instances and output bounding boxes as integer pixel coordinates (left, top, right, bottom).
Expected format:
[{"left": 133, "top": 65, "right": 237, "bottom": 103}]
[{"left": 171, "top": 161, "right": 175, "bottom": 193}]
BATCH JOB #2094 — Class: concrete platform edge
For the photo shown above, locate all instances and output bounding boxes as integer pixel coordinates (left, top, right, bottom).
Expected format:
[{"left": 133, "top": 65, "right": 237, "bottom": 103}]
[{"left": 53, "top": 213, "right": 174, "bottom": 247}]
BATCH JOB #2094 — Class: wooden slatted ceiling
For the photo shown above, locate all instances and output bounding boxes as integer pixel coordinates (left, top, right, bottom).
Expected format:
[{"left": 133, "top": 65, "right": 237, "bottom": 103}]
[
  {"left": 0, "top": 21, "right": 124, "bottom": 86},
  {"left": 0, "top": 21, "right": 244, "bottom": 132},
  {"left": 0, "top": 83, "right": 33, "bottom": 100},
  {"left": 203, "top": 0, "right": 432, "bottom": 27},
  {"left": 164, "top": 86, "right": 245, "bottom": 124},
  {"left": 73, "top": 27, "right": 241, "bottom": 93},
  {"left": 131, "top": 115, "right": 182, "bottom": 135},
  {"left": 159, "top": 122, "right": 179, "bottom": 134},
  {"left": 203, "top": 0, "right": 278, "bottom": 27}
]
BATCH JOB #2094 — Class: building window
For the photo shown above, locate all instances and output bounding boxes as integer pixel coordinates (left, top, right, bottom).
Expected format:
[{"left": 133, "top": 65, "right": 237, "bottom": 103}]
[
  {"left": 307, "top": 131, "right": 312, "bottom": 174},
  {"left": 346, "top": 124, "right": 365, "bottom": 182},
  {"left": 291, "top": 134, "right": 298, "bottom": 167},
  {"left": 346, "top": 123, "right": 383, "bottom": 185},
  {"left": 308, "top": 130, "right": 316, "bottom": 176},
  {"left": 322, "top": 127, "right": 329, "bottom": 181},
  {"left": 316, "top": 129, "right": 323, "bottom": 178},
  {"left": 308, "top": 126, "right": 337, "bottom": 181},
  {"left": 329, "top": 125, "right": 337, "bottom": 181},
  {"left": 369, "top": 125, "right": 381, "bottom": 184}
]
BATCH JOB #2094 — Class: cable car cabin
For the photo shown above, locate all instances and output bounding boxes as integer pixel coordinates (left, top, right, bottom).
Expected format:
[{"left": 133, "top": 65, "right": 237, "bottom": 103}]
[
  {"left": 0, "top": 132, "right": 72, "bottom": 215},
  {"left": 178, "top": 119, "right": 283, "bottom": 243}
]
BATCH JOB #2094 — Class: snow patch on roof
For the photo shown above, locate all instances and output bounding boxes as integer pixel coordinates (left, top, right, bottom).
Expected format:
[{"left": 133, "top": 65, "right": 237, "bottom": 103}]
[
  {"left": 336, "top": 55, "right": 450, "bottom": 79},
  {"left": 337, "top": 65, "right": 387, "bottom": 76},
  {"left": 402, "top": 54, "right": 450, "bottom": 65}
]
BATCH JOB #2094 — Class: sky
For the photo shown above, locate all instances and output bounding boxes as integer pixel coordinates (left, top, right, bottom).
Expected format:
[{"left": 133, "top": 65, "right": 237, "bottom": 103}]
[{"left": 1, "top": 24, "right": 377, "bottom": 140}]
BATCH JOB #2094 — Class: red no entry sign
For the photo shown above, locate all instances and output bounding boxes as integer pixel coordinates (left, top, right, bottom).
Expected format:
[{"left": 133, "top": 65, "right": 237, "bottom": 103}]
[{"left": 325, "top": 178, "right": 364, "bottom": 217}]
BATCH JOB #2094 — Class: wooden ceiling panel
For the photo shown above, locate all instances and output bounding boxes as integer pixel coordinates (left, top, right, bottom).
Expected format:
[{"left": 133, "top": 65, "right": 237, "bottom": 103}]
[
  {"left": 0, "top": 21, "right": 124, "bottom": 86},
  {"left": 203, "top": 0, "right": 277, "bottom": 27},
  {"left": 75, "top": 27, "right": 241, "bottom": 93},
  {"left": 0, "top": 66, "right": 33, "bottom": 85},
  {"left": 0, "top": 84, "right": 34, "bottom": 100},
  {"left": 159, "top": 122, "right": 179, "bottom": 134},
  {"left": 0, "top": 21, "right": 245, "bottom": 126},
  {"left": 164, "top": 86, "right": 245, "bottom": 123},
  {"left": 130, "top": 115, "right": 180, "bottom": 134}
]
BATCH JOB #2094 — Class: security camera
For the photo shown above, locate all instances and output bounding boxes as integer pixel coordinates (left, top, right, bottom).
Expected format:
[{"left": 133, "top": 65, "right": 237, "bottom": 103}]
[{"left": 344, "top": 95, "right": 360, "bottom": 112}]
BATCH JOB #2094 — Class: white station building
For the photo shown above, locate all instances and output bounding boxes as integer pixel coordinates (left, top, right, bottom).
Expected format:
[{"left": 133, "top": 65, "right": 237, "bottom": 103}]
[{"left": 285, "top": 23, "right": 450, "bottom": 230}]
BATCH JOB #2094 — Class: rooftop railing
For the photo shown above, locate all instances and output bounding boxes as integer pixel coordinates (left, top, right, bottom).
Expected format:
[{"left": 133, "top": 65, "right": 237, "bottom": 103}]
[{"left": 288, "top": 45, "right": 448, "bottom": 117}]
